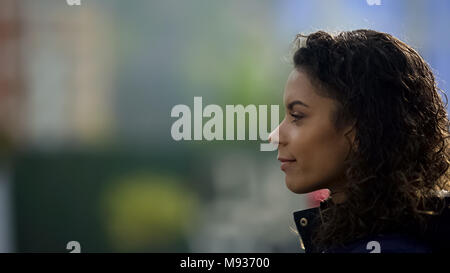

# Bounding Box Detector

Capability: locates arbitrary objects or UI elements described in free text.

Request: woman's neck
[329,190,346,204]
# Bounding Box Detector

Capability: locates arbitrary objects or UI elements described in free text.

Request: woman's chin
[285,176,314,194]
[285,177,307,194]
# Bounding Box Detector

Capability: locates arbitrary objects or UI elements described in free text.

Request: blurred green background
[0,0,448,252]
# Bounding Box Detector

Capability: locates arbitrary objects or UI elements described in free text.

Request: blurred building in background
[0,0,22,253]
[20,0,114,149]
[0,0,448,252]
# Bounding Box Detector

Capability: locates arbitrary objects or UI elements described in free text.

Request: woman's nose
[268,125,280,144]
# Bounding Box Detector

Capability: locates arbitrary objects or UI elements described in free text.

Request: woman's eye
[290,113,304,122]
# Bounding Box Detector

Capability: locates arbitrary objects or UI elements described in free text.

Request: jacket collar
[292,199,331,253]
[292,195,450,253]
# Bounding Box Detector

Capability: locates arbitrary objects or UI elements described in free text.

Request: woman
[269,29,450,253]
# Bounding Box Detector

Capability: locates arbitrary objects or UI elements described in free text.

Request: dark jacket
[292,195,450,253]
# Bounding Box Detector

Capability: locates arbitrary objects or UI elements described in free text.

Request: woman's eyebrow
[287,100,309,110]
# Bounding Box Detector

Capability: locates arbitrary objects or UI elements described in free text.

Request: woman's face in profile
[270,69,354,194]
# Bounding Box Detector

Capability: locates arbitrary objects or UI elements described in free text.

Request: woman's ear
[344,121,357,151]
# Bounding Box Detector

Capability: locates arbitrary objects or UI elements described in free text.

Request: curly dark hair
[291,29,450,252]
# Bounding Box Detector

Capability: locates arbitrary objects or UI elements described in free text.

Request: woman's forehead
[284,70,339,114]
[284,70,317,106]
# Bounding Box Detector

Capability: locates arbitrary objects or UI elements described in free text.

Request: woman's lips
[278,157,296,172]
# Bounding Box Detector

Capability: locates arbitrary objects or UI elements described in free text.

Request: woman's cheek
[291,132,310,159]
